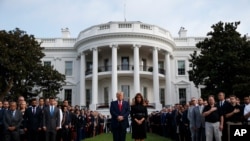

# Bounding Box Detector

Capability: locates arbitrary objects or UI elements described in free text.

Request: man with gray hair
[187,97,197,141]
[3,101,23,141]
[193,98,205,141]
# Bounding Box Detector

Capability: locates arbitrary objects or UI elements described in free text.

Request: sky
[0,0,249,38]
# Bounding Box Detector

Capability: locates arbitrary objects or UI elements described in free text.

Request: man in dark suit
[43,97,60,141]
[0,100,9,141]
[61,105,71,141]
[217,91,230,141]
[23,98,43,141]
[3,101,23,141]
[0,101,3,140]
[38,97,46,141]
[110,91,130,141]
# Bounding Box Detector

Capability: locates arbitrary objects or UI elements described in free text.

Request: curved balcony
[85,65,165,75]
[76,21,174,42]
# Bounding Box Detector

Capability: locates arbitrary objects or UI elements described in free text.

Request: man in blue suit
[110,91,130,141]
[42,97,60,141]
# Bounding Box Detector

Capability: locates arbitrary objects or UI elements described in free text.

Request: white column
[153,47,161,110]
[90,48,98,110]
[165,52,171,106]
[80,52,86,107]
[111,44,118,101]
[133,44,140,95]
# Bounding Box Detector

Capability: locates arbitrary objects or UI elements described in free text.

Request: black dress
[130,104,148,139]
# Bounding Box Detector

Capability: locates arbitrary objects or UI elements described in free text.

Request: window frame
[65,61,73,76]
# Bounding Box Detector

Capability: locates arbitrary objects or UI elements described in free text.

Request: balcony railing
[85,65,165,75]
[139,65,165,74]
[117,65,134,71]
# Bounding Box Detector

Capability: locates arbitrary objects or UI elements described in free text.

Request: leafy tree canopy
[188,21,250,99]
[0,28,65,101]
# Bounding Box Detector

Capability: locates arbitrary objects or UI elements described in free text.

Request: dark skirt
[132,121,147,139]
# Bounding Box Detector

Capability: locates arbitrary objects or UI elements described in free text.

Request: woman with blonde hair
[130,93,148,141]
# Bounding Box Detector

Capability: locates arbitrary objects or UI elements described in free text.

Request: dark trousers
[56,129,62,141]
[76,127,84,141]
[38,130,45,141]
[222,123,228,141]
[161,125,167,137]
[27,130,39,141]
[112,124,127,141]
[0,125,4,141]
[4,131,20,141]
[45,131,57,141]
[196,127,205,141]
[62,128,70,141]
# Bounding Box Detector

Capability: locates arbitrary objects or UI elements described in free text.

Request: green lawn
[84,133,173,141]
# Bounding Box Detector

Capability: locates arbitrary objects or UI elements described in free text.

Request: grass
[84,133,173,141]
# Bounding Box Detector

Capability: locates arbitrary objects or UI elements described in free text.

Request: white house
[37,21,205,113]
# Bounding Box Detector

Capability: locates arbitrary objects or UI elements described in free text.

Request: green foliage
[36,65,65,99]
[0,28,65,101]
[188,21,250,99]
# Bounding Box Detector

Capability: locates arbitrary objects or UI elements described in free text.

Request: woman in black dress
[130,93,148,141]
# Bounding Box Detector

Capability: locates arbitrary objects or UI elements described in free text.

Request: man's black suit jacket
[23,106,43,130]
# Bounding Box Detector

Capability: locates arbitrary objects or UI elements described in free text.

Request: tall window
[86,89,91,108]
[179,88,186,104]
[178,60,186,75]
[143,87,148,100]
[121,85,130,101]
[158,61,164,74]
[64,89,72,105]
[104,87,109,104]
[141,59,147,71]
[86,62,93,75]
[104,59,109,71]
[65,61,73,76]
[160,88,165,106]
[44,61,51,66]
[158,61,164,69]
[121,57,129,70]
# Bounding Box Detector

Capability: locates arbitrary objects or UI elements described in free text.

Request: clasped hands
[117,116,124,121]
[135,118,143,125]
[8,126,16,131]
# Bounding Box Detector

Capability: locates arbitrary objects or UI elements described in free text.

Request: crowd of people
[147,92,250,141]
[0,91,250,141]
[0,96,108,141]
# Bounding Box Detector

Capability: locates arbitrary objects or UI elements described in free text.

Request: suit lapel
[115,101,119,112]
[9,110,13,119]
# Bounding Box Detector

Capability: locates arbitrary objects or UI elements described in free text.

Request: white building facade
[38,21,205,113]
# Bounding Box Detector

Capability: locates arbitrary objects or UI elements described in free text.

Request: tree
[0,28,65,101]
[35,65,66,99]
[188,21,250,99]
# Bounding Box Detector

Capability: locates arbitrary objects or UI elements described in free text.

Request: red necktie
[118,101,122,111]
